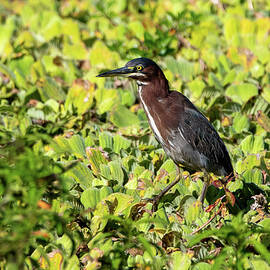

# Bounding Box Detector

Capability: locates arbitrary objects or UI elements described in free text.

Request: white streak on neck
[137,81,149,86]
[138,86,164,144]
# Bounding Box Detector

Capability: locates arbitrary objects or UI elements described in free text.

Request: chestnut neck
[138,69,169,99]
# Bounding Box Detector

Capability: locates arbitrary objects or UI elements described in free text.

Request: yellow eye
[136,65,143,71]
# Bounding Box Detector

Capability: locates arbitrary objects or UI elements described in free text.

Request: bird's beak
[96,66,134,77]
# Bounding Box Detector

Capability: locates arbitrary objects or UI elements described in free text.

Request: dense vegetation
[0,0,270,269]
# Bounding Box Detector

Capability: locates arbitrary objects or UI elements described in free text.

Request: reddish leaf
[212,180,223,188]
[37,200,51,209]
[225,190,235,206]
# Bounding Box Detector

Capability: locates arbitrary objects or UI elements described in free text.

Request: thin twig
[191,198,225,235]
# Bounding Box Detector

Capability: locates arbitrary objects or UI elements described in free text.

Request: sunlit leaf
[110,105,140,127]
[226,83,258,105]
[65,79,95,115]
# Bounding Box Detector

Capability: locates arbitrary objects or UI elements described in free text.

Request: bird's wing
[167,92,233,176]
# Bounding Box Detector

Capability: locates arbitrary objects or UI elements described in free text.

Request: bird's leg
[150,167,181,212]
[199,174,210,205]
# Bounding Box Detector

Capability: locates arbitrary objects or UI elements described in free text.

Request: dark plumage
[97,57,234,210]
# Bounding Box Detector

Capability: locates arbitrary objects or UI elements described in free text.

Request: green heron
[97,58,234,210]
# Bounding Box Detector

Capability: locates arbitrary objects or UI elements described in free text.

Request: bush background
[0,0,270,269]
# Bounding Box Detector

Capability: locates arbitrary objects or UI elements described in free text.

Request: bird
[97,57,234,211]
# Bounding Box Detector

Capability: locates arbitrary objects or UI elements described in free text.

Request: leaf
[56,234,73,257]
[110,105,140,127]
[108,160,124,185]
[86,148,108,175]
[171,251,191,270]
[261,87,270,103]
[89,40,120,67]
[9,55,35,88]
[225,190,235,206]
[52,135,86,159]
[40,13,62,41]
[232,113,250,133]
[65,162,94,190]
[188,78,205,98]
[65,255,80,270]
[226,83,258,105]
[249,240,270,265]
[224,16,240,47]
[113,134,131,154]
[184,198,202,225]
[63,38,88,60]
[166,56,198,81]
[0,63,16,82]
[0,16,16,55]
[256,110,270,132]
[68,135,86,159]
[38,77,66,102]
[193,262,212,270]
[65,79,95,115]
[39,249,63,270]
[95,88,120,114]
[240,135,264,154]
[81,187,112,209]
[128,21,145,40]
[99,132,113,150]
[101,193,134,215]
[235,155,261,174]
[242,169,263,185]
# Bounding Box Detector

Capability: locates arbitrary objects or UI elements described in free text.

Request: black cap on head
[125,57,158,69]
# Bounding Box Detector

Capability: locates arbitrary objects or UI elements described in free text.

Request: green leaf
[235,155,261,174]
[226,83,258,105]
[63,38,88,60]
[240,135,264,154]
[68,135,86,159]
[110,105,140,127]
[188,78,205,98]
[102,193,134,215]
[166,56,198,81]
[208,72,223,91]
[0,16,15,55]
[193,262,212,270]
[113,134,131,154]
[250,63,264,78]
[184,197,202,225]
[95,88,120,114]
[86,148,108,175]
[232,113,250,133]
[89,40,120,67]
[40,12,62,41]
[65,162,93,190]
[224,16,240,47]
[38,77,66,102]
[81,187,112,209]
[65,80,95,115]
[262,87,270,103]
[99,132,113,150]
[128,21,145,40]
[242,169,263,185]
[171,251,191,270]
[108,160,124,185]
[9,55,35,88]
[56,234,73,257]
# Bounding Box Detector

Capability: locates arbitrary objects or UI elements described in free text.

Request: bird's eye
[136,65,143,71]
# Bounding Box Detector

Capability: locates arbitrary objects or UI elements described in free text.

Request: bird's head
[97,57,163,85]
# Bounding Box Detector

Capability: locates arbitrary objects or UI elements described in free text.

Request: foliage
[0,0,270,269]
